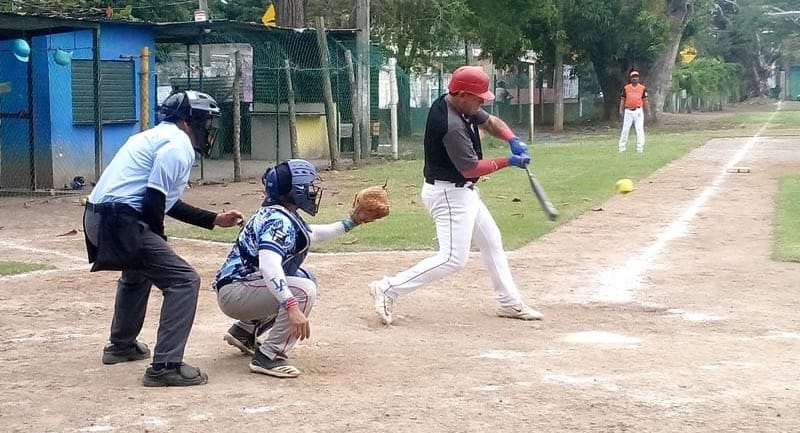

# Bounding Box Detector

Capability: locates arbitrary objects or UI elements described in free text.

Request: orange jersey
[621,83,647,109]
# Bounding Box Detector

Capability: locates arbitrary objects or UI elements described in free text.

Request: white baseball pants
[375,180,524,306]
[619,108,645,152]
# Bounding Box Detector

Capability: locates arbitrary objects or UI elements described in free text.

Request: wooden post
[345,50,362,162]
[554,48,564,132]
[284,59,299,158]
[140,46,149,131]
[528,62,535,142]
[315,16,339,169]
[356,0,371,160]
[388,57,398,160]
[232,50,242,182]
[93,27,103,179]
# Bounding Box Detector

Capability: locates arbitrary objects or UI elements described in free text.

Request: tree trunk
[592,55,625,121]
[647,0,693,124]
[274,0,305,28]
[553,48,564,132]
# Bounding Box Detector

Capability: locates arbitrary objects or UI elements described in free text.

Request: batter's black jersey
[423,94,490,184]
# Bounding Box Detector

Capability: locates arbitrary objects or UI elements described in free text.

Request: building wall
[0,38,33,189]
[46,25,156,188]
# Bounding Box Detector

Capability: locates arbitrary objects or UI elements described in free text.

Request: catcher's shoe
[369,281,394,325]
[102,341,150,365]
[496,303,543,321]
[249,350,300,378]
[142,362,208,387]
[224,324,260,356]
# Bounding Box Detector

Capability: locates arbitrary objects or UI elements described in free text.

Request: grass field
[773,175,800,262]
[169,106,800,254]
[0,261,52,276]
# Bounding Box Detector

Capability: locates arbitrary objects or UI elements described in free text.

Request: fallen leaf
[340,238,358,245]
[591,207,604,212]
[57,228,79,236]
[495,195,508,200]
[510,213,524,217]
[223,201,231,205]
[210,202,217,206]
[511,197,521,202]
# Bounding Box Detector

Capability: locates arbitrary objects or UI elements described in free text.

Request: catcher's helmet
[449,66,494,101]
[158,90,221,156]
[262,159,322,216]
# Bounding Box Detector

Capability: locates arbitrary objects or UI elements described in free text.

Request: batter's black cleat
[142,362,208,387]
[102,341,151,365]
[224,324,259,355]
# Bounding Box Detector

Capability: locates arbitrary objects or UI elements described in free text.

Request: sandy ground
[1,121,799,432]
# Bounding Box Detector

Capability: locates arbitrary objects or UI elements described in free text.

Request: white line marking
[473,350,532,359]
[0,265,88,282]
[593,104,782,303]
[241,406,276,414]
[0,239,85,262]
[563,331,641,346]
[664,308,726,322]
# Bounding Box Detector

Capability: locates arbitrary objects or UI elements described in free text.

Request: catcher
[212,159,388,378]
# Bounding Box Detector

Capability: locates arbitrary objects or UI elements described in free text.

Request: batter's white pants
[374,180,524,306]
[618,108,645,152]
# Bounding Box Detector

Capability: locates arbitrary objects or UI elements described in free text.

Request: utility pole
[198,0,208,12]
[356,0,371,158]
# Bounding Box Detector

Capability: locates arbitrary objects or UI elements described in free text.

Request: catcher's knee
[294,267,317,284]
[287,276,317,312]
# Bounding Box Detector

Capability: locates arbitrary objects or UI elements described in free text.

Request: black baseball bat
[524,165,558,221]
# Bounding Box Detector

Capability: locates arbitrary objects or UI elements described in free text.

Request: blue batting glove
[509,137,528,155]
[508,153,531,168]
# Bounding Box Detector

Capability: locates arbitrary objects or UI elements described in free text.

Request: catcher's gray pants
[84,208,201,364]
[216,275,316,361]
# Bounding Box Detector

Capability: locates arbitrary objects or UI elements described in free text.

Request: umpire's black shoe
[223,324,259,355]
[102,341,151,365]
[142,362,208,387]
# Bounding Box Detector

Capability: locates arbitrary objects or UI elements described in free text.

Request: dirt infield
[1,133,799,433]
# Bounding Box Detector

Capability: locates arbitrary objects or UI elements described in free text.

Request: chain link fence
[0,18,386,200]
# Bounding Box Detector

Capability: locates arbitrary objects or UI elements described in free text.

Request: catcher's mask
[157,90,221,157]
[263,159,322,216]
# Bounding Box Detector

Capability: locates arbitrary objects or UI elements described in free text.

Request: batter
[369,66,544,325]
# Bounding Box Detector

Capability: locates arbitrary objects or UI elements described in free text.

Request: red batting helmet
[449,66,495,101]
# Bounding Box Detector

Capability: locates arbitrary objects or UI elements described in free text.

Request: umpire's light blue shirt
[88,122,195,212]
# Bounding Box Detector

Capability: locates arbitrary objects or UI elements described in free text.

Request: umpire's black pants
[84,208,201,364]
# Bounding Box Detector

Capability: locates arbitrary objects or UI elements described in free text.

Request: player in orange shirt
[618,70,650,153]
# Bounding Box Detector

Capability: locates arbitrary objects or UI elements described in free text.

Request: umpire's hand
[215,210,246,227]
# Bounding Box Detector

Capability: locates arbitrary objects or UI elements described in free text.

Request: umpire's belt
[425,178,474,189]
[86,201,139,215]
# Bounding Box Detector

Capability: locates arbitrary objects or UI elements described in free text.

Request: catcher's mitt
[351,184,390,224]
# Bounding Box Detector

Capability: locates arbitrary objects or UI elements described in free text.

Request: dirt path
[1,127,799,432]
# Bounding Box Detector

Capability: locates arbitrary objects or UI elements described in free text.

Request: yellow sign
[262,4,276,27]
[680,46,697,64]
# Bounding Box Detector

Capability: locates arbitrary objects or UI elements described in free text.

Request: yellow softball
[616,178,634,194]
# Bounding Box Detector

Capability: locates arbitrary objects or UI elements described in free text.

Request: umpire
[83,90,243,387]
